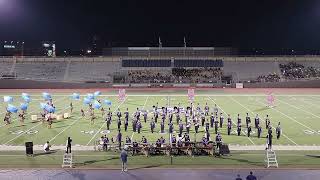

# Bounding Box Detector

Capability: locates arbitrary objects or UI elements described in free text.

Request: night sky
[0,0,320,52]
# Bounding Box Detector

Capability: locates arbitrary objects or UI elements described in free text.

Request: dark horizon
[0,0,320,54]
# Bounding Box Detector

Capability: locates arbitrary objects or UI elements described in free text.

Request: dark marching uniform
[254,116,260,129]
[246,113,251,128]
[276,124,281,139]
[137,120,142,134]
[214,119,219,134]
[168,122,174,134]
[210,114,214,128]
[219,115,224,128]
[227,121,232,135]
[124,117,128,132]
[106,115,111,130]
[150,120,155,133]
[257,125,262,138]
[160,121,165,133]
[117,118,122,130]
[179,122,184,136]
[237,123,241,136]
[247,125,252,137]
[194,121,200,133]
[143,111,147,123]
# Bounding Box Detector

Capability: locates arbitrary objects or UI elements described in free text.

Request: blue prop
[7,104,18,113]
[42,92,52,100]
[104,99,112,106]
[83,98,92,105]
[45,105,55,113]
[3,96,13,103]
[20,103,28,111]
[22,96,31,103]
[40,103,47,109]
[94,91,101,97]
[93,100,101,109]
[72,93,80,100]
[87,93,94,100]
[21,93,30,98]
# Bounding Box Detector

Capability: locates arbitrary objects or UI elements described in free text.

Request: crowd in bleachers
[257,73,280,82]
[172,68,223,83]
[127,70,172,83]
[280,62,320,79]
[127,68,223,83]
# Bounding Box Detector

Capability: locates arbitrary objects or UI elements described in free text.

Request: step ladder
[62,153,73,168]
[265,150,278,168]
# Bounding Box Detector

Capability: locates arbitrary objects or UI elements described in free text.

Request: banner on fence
[118,89,126,102]
[188,88,195,102]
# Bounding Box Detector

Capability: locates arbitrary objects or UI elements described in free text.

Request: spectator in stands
[246,171,257,180]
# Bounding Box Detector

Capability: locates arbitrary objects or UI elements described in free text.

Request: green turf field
[1,89,320,147]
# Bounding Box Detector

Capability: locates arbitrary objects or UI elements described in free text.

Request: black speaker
[219,144,230,155]
[25,142,33,155]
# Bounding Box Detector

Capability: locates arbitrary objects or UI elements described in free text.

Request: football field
[0,88,320,148]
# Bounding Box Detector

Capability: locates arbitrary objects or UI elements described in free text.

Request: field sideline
[0,88,320,149]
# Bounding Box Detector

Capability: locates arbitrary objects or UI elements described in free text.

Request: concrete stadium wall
[1,79,320,89]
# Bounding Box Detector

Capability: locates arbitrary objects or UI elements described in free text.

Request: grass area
[1,90,320,146]
[0,150,319,168]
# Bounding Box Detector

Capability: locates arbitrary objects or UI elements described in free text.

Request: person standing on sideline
[66,137,72,154]
[235,174,243,180]
[246,171,257,180]
[120,146,128,172]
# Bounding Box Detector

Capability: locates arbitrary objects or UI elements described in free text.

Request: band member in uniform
[176,112,180,125]
[194,120,200,133]
[227,121,232,135]
[106,114,111,130]
[132,119,137,132]
[143,111,148,123]
[70,102,73,113]
[186,121,191,134]
[117,108,122,120]
[214,118,219,134]
[237,114,241,125]
[179,121,184,136]
[171,135,177,146]
[117,130,122,150]
[204,103,209,116]
[154,111,159,123]
[276,122,281,139]
[213,104,218,115]
[124,114,129,132]
[210,113,214,128]
[150,118,155,133]
[168,122,174,134]
[201,114,206,127]
[101,107,105,117]
[246,113,251,128]
[137,120,142,134]
[247,124,252,137]
[237,122,241,136]
[265,115,270,129]
[117,117,122,130]
[125,136,131,144]
[19,111,25,123]
[205,119,210,132]
[160,120,165,133]
[257,125,262,138]
[81,109,85,117]
[254,114,260,129]
[215,133,222,155]
[219,113,224,128]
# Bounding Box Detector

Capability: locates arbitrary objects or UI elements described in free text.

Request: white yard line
[277,98,320,119]
[229,96,298,145]
[141,96,149,110]
[86,99,126,146]
[254,97,316,132]
[48,100,83,143]
[4,104,71,145]
[207,96,255,145]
